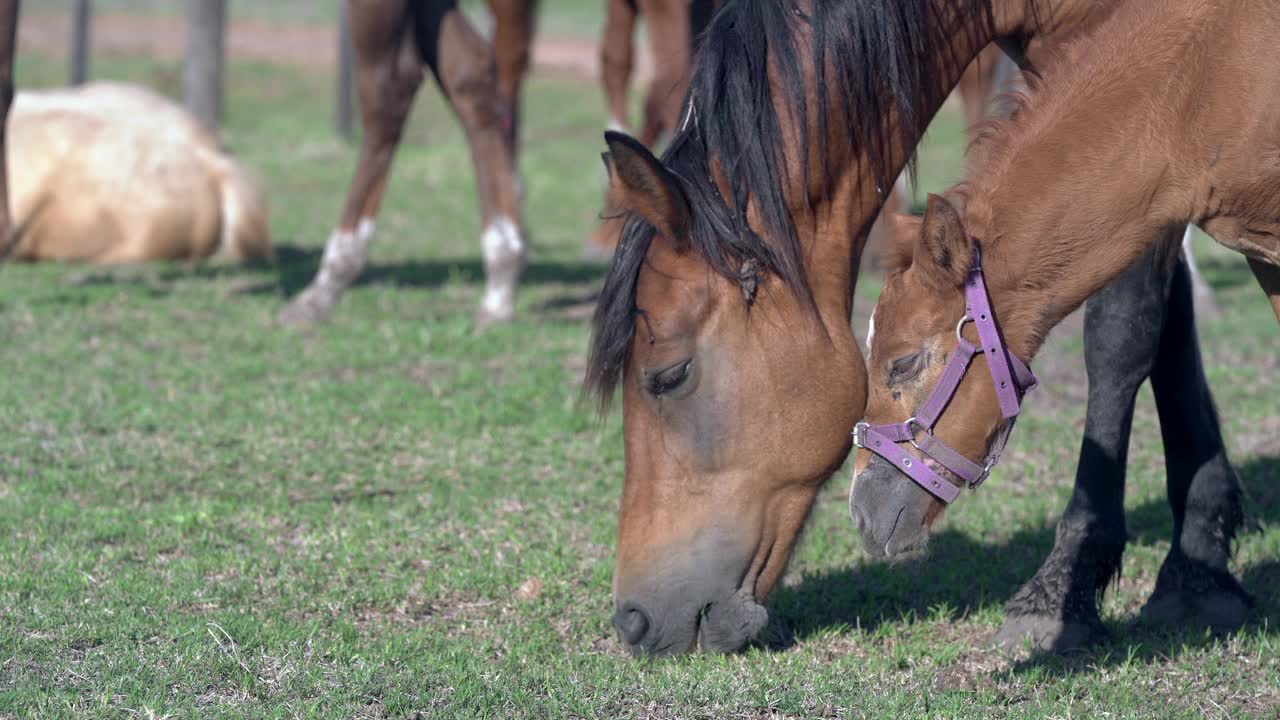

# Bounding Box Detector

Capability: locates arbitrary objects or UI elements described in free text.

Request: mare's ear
[915,194,971,287]
[602,131,691,252]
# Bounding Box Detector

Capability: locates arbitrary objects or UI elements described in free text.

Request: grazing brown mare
[279,0,527,327]
[600,0,718,147]
[584,0,1153,656]
[855,0,1280,640]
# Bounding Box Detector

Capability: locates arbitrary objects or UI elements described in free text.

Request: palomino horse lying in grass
[588,0,1237,657]
[7,82,271,264]
[280,0,526,328]
[855,0,1279,649]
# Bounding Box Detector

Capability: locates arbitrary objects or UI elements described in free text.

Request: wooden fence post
[183,0,226,132]
[70,0,90,85]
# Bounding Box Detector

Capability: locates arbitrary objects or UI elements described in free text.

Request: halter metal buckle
[852,421,869,449]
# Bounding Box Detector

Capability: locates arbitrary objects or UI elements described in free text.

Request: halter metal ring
[905,416,931,451]
[955,314,972,343]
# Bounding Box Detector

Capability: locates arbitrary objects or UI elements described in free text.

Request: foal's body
[280,0,525,327]
[857,0,1280,645]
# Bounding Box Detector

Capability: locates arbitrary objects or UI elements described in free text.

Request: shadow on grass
[42,243,610,306]
[268,244,608,296]
[774,455,1280,672]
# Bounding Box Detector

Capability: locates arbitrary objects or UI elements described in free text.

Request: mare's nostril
[612,605,651,646]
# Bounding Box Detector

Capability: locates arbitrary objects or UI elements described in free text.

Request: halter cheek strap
[852,248,1037,504]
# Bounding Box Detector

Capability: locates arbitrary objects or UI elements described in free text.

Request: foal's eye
[888,352,923,383]
[646,360,692,397]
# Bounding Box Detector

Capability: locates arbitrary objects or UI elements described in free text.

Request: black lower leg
[998,245,1172,651]
[1143,256,1251,629]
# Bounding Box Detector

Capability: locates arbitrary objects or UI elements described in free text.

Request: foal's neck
[962,1,1232,360]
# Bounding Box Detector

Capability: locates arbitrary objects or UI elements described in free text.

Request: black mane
[585,0,1005,405]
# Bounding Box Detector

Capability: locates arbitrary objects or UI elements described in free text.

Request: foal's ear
[915,194,971,287]
[602,131,691,252]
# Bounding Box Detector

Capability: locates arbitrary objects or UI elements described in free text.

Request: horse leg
[487,0,535,156]
[600,0,636,133]
[995,240,1176,653]
[1139,256,1250,629]
[428,3,526,325]
[1247,257,1280,323]
[0,0,17,259]
[279,0,424,327]
[636,0,691,147]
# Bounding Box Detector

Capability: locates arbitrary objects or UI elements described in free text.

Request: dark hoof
[279,285,338,328]
[993,614,1104,654]
[1140,587,1250,631]
[1141,551,1252,631]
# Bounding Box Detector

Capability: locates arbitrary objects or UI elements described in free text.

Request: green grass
[2,43,1278,719]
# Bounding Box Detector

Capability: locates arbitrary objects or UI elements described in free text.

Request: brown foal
[857,0,1280,584]
[280,0,526,328]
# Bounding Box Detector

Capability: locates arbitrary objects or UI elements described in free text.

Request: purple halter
[853,248,1037,504]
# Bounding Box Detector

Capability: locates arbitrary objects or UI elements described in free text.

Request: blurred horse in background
[6,82,271,264]
[589,0,720,252]
[280,0,527,328]
[600,0,719,148]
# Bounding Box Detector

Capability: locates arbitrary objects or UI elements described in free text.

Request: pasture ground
[2,5,1278,718]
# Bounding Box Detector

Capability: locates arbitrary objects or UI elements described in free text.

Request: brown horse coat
[8,82,271,264]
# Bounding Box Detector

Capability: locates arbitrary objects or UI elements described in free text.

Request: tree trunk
[0,0,18,259]
[183,0,225,132]
[70,0,90,85]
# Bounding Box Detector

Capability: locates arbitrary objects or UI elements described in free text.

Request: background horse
[600,0,718,148]
[588,0,718,253]
[279,0,525,328]
[6,82,271,264]
[588,0,1236,656]
[855,0,1280,648]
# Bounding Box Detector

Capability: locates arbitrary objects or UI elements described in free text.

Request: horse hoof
[1140,588,1250,631]
[279,286,337,328]
[993,614,1103,654]
[473,304,514,329]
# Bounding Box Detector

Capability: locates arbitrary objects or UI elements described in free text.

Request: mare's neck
[807,0,1100,325]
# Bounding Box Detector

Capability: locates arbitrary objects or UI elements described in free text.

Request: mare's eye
[888,352,923,383]
[646,360,692,397]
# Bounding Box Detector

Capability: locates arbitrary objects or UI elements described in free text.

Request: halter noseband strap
[853,247,1037,504]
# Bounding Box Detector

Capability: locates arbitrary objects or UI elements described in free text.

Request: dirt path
[18,12,652,83]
